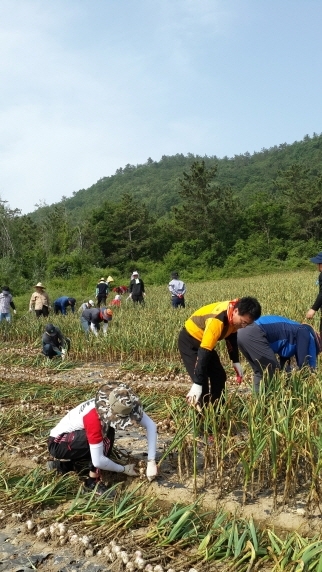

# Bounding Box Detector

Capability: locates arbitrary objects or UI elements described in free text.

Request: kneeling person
[42,323,70,359]
[47,383,158,495]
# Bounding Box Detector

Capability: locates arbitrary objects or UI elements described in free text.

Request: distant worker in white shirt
[168,271,186,308]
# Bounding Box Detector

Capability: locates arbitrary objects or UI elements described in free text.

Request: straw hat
[107,276,114,283]
[34,282,45,289]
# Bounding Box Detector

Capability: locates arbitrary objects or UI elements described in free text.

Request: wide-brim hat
[34,282,45,289]
[310,252,322,264]
[95,383,143,431]
[88,300,95,306]
[107,275,114,283]
[99,277,106,282]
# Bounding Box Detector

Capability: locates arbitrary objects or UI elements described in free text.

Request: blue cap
[310,252,322,264]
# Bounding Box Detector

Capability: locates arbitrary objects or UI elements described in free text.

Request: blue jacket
[54,296,76,315]
[255,315,320,368]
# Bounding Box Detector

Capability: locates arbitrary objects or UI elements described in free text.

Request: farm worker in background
[96,276,114,307]
[180,297,262,407]
[306,252,322,337]
[0,286,16,322]
[238,316,322,393]
[168,271,186,308]
[47,383,158,495]
[80,306,113,336]
[29,282,50,318]
[113,285,128,295]
[53,296,76,315]
[110,294,121,307]
[129,271,145,304]
[42,323,70,360]
[79,299,95,312]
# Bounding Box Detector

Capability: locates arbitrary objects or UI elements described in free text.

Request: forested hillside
[1,132,322,292]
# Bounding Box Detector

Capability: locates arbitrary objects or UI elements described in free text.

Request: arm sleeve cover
[140,412,157,460]
[89,442,125,472]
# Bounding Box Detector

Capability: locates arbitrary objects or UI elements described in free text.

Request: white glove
[146,460,158,482]
[123,464,139,477]
[13,310,17,315]
[186,383,203,405]
[90,323,98,336]
[233,362,244,383]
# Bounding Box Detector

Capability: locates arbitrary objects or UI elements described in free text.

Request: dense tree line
[1,133,322,290]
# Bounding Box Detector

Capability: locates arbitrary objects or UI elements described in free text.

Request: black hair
[2,286,10,291]
[235,297,261,320]
[171,271,179,279]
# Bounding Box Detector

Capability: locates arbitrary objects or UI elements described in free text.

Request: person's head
[68,298,75,306]
[95,383,143,432]
[99,277,106,282]
[45,323,56,336]
[310,252,322,272]
[2,286,10,292]
[171,271,179,279]
[132,271,139,278]
[34,282,45,291]
[114,294,121,301]
[88,299,95,307]
[100,307,113,321]
[106,275,114,284]
[231,297,262,328]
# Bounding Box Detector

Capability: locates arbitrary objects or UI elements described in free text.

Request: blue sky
[1,0,321,213]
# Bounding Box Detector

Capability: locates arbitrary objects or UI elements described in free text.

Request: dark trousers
[132,294,144,304]
[171,296,185,308]
[35,306,49,318]
[97,295,107,307]
[178,327,226,404]
[48,427,115,473]
[237,323,280,392]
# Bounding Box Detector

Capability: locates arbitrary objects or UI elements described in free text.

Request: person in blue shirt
[306,251,322,337]
[53,296,76,315]
[237,315,321,392]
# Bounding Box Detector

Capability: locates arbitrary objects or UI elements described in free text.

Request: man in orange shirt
[179,297,261,406]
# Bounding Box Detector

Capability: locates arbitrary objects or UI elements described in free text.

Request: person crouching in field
[47,383,158,495]
[42,323,70,360]
[180,297,262,407]
[80,306,113,336]
[53,296,76,315]
[237,315,322,393]
[79,300,95,312]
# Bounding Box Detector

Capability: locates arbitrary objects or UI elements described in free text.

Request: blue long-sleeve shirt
[255,315,320,368]
[54,296,76,315]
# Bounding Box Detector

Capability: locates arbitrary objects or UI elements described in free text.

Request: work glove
[13,310,16,315]
[146,460,158,482]
[186,383,203,406]
[123,464,139,477]
[233,362,244,384]
[61,349,67,361]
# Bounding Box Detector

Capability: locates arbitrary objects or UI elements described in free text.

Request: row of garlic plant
[161,368,322,510]
[2,466,322,570]
[0,270,320,365]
